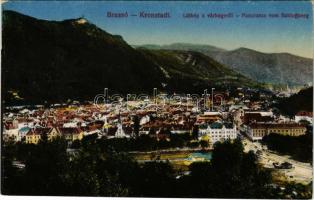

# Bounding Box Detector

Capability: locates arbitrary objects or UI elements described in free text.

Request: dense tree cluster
[92,133,206,152]
[2,137,311,198]
[275,87,313,117]
[262,130,313,163]
[175,140,274,198]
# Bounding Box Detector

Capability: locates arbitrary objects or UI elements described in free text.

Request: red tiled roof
[296,111,313,117]
[58,127,82,135]
[249,123,306,129]
[243,113,273,124]
[26,128,51,136]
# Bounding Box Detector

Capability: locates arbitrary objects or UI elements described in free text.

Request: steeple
[102,115,109,135]
[115,111,127,138]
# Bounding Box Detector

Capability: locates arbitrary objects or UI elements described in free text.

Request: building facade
[9,125,85,144]
[198,122,237,144]
[295,111,313,124]
[245,123,307,141]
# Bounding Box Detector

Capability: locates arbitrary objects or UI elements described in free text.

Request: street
[243,138,312,184]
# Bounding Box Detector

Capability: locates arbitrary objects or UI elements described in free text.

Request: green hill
[140,49,260,92]
[2,10,166,104]
[2,10,261,105]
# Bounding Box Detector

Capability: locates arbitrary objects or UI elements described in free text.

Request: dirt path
[243,138,312,184]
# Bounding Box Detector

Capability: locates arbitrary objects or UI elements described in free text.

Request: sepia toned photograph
[1,1,313,199]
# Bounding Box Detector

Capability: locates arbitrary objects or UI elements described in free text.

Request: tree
[186,139,272,198]
[192,125,199,139]
[200,140,209,149]
[40,132,48,143]
[132,115,140,137]
[71,139,81,149]
[2,140,19,194]
[1,134,294,198]
[20,137,69,195]
[169,134,185,148]
[262,133,313,162]
[138,161,175,197]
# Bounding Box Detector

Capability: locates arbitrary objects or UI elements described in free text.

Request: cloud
[1,0,8,5]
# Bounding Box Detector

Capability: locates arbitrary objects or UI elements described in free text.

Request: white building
[63,122,78,128]
[3,128,19,142]
[114,123,130,138]
[295,115,312,124]
[228,104,249,112]
[295,111,313,124]
[244,123,307,141]
[140,115,150,125]
[198,122,237,144]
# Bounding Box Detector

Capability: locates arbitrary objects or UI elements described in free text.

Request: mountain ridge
[2,10,166,103]
[2,10,261,105]
[136,43,313,86]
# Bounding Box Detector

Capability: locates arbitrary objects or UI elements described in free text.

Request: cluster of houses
[3,88,312,146]
[3,122,85,144]
[236,110,310,141]
[196,112,237,144]
[3,103,198,144]
[25,127,84,144]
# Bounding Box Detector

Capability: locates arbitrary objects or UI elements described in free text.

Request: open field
[131,151,191,161]
[130,149,212,171]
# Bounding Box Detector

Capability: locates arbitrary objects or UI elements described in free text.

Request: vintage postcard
[1,0,313,199]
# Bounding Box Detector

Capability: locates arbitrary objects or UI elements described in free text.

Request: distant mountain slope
[137,43,313,86]
[2,10,260,104]
[135,43,226,57]
[139,49,259,92]
[213,48,313,86]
